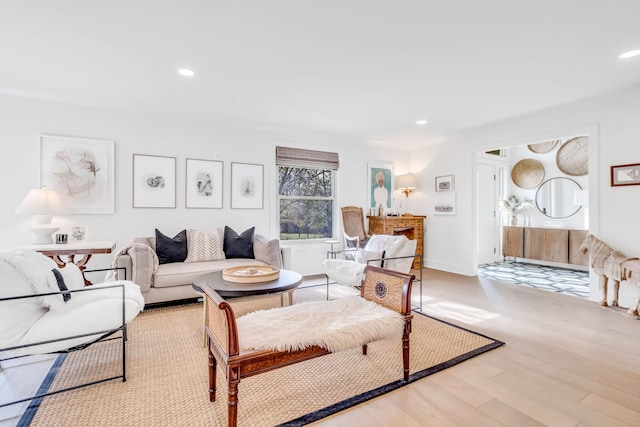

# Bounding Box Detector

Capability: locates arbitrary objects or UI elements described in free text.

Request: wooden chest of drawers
[368,215,426,269]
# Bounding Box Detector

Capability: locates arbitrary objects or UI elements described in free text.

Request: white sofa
[113,232,282,305]
[0,248,144,358]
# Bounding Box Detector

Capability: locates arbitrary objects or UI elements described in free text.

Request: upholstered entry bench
[201,265,414,427]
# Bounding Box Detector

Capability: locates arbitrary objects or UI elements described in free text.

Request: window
[276,147,339,241]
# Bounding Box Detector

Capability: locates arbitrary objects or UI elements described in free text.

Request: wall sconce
[396,174,417,215]
[15,188,64,244]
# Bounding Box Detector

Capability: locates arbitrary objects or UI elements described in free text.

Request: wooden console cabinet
[502,226,588,266]
[368,215,426,269]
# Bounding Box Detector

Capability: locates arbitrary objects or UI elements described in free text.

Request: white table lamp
[15,188,64,244]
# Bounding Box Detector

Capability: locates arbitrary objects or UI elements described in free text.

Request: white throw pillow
[59,263,85,290]
[185,228,225,262]
[355,249,384,267]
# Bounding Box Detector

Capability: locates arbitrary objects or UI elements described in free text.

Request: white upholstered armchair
[322,235,422,307]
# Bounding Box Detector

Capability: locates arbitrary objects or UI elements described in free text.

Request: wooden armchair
[341,206,370,248]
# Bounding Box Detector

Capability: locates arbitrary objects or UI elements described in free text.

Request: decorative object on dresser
[14,188,65,244]
[579,234,640,318]
[499,195,532,226]
[396,173,417,215]
[132,154,177,208]
[511,159,545,189]
[368,214,425,269]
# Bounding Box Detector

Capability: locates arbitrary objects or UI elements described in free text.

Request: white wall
[0,94,411,275]
[415,84,640,307]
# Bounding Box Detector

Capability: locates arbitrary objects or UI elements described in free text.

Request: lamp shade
[397,174,417,190]
[15,188,64,216]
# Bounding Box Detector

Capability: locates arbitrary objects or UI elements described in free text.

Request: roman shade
[276,146,339,170]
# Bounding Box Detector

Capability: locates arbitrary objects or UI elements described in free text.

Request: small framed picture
[185,158,223,208]
[435,175,455,192]
[132,154,177,208]
[231,162,264,209]
[434,193,456,215]
[611,163,640,187]
[69,224,88,242]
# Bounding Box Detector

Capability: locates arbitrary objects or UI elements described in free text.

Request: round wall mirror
[535,177,582,219]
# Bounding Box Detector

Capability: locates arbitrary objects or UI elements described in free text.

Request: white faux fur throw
[236,296,404,353]
[0,248,57,303]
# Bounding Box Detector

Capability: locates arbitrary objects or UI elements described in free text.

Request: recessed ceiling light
[416,120,428,125]
[619,49,640,59]
[178,68,195,77]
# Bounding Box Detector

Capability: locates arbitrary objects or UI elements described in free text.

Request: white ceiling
[1,1,640,149]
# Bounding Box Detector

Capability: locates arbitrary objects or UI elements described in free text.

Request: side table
[26,240,116,285]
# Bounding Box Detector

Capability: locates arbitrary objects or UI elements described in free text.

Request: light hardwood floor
[2,269,639,426]
[313,268,640,426]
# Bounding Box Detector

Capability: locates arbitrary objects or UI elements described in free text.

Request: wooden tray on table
[222,265,280,283]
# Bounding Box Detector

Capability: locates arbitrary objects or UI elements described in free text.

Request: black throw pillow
[155,229,188,264]
[223,226,255,259]
[51,268,71,302]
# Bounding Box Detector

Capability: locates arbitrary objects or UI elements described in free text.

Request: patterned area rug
[24,285,503,426]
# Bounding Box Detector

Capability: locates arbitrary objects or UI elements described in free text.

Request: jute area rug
[28,285,504,426]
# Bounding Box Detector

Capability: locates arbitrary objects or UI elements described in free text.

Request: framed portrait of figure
[185,158,223,208]
[367,162,394,212]
[132,154,176,208]
[231,162,263,209]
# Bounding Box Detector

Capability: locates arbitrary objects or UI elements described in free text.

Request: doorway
[476,157,507,264]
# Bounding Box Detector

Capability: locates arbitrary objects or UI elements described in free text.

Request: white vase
[509,215,517,226]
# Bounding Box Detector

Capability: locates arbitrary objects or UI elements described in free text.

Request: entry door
[477,163,502,264]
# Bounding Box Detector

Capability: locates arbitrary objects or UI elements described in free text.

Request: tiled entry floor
[478,261,590,299]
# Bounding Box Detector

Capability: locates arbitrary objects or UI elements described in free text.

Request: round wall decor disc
[511,159,545,189]
[528,139,560,154]
[556,136,588,176]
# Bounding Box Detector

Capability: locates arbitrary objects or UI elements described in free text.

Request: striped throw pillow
[185,228,226,262]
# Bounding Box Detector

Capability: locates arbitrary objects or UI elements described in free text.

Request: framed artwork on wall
[231,162,264,209]
[610,163,640,187]
[40,134,115,214]
[185,158,223,208]
[435,175,455,192]
[367,162,394,212]
[132,154,176,208]
[434,193,456,215]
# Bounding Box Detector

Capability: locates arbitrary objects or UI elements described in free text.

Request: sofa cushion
[155,229,188,264]
[253,234,281,267]
[59,263,85,290]
[224,226,255,259]
[185,228,225,263]
[153,258,267,288]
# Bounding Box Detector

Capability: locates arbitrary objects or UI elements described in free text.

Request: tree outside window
[278,167,334,240]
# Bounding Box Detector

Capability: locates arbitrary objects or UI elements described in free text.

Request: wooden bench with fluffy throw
[202,265,415,427]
